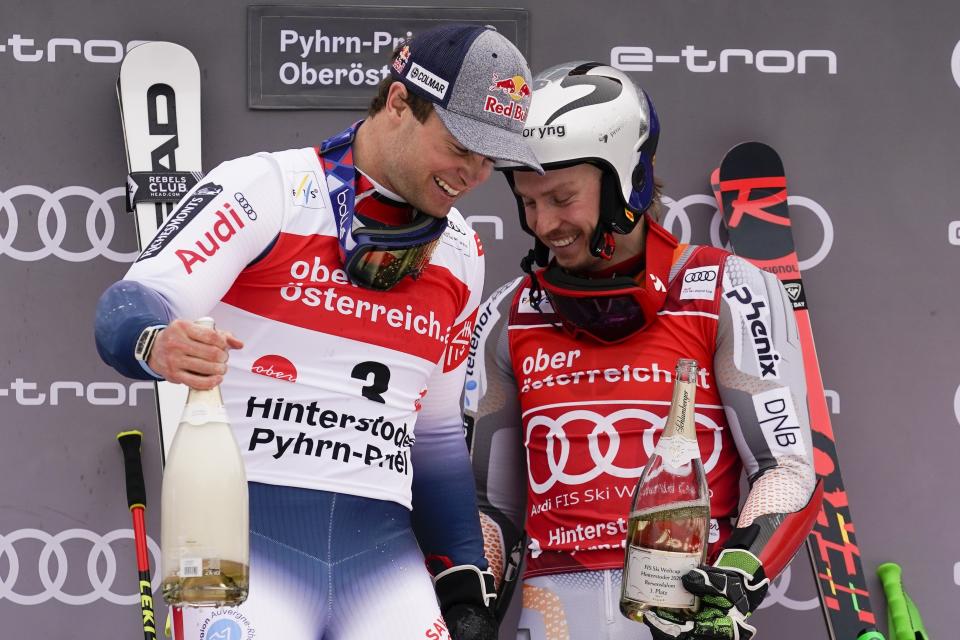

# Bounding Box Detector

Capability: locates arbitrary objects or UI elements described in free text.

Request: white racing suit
[96,125,488,639]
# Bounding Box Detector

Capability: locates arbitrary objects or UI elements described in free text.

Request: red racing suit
[466,243,817,600]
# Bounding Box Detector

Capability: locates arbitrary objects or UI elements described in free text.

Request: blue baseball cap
[390,23,542,173]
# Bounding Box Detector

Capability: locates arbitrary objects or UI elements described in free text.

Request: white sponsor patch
[709,518,720,544]
[517,288,554,314]
[752,387,805,457]
[291,171,324,209]
[680,265,719,300]
[406,62,448,100]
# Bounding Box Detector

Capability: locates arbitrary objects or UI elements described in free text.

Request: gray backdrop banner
[248,5,529,108]
[0,1,957,638]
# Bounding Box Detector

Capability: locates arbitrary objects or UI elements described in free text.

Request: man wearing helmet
[466,61,822,640]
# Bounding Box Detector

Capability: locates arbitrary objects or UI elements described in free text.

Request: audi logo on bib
[524,402,727,495]
[0,186,137,262]
[683,270,717,283]
[0,528,161,605]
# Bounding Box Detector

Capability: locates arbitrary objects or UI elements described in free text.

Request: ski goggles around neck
[343,214,448,291]
[532,215,678,344]
[319,122,448,291]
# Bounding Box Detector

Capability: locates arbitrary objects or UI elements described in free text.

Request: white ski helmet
[503,61,660,261]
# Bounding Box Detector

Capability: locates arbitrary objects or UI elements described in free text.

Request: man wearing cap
[95,24,539,640]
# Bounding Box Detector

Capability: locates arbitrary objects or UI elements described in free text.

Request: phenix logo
[175,202,249,274]
[489,73,531,101]
[724,285,780,379]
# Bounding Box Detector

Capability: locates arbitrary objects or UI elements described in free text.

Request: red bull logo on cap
[489,73,531,101]
[393,45,411,73]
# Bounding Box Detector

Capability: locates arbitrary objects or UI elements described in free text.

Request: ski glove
[643,549,770,640]
[433,565,499,640]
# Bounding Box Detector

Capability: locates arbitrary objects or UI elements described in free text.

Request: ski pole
[877,562,929,640]
[117,430,158,640]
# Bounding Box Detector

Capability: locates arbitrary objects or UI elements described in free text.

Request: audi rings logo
[952,40,960,89]
[953,383,960,428]
[683,270,717,283]
[0,185,139,262]
[757,565,819,612]
[659,192,834,271]
[525,406,724,495]
[0,528,160,605]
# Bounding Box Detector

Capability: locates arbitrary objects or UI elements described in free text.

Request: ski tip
[119,41,200,82]
[717,141,787,186]
[725,140,778,156]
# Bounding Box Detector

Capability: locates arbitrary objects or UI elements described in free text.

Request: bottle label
[181,405,229,426]
[624,546,700,608]
[654,435,700,469]
[180,557,203,578]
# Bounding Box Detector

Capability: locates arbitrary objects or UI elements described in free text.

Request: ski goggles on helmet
[343,214,447,291]
[532,215,678,343]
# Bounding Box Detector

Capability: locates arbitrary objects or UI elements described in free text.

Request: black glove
[433,565,499,640]
[643,549,769,640]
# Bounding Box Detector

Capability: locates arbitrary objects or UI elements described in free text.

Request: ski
[118,41,202,462]
[711,142,876,639]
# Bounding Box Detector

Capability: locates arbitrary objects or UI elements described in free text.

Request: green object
[877,562,929,640]
[857,630,885,640]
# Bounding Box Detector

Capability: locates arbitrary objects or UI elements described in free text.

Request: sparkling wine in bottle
[620,358,709,621]
[160,317,249,607]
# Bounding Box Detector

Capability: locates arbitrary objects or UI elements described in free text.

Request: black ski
[712,142,877,639]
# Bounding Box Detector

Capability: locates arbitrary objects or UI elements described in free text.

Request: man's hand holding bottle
[147,319,243,388]
[643,549,770,640]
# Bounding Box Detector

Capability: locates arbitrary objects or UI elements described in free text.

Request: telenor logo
[251,355,298,383]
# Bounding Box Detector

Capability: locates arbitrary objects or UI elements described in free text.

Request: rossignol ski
[117,41,202,462]
[711,142,877,639]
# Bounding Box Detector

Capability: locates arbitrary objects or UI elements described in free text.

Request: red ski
[712,142,876,639]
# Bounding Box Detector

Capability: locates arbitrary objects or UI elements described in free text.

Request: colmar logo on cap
[406,62,448,100]
[251,355,298,383]
[489,73,531,101]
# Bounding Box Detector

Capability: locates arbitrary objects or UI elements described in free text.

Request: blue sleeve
[94,280,175,380]
[410,425,489,572]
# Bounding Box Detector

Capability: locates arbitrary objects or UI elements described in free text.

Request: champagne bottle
[620,358,709,621]
[160,317,249,607]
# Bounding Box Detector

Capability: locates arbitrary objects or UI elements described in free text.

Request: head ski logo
[724,284,780,379]
[147,84,179,171]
